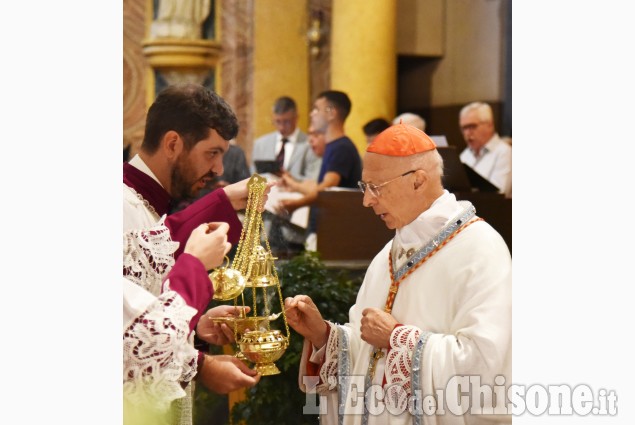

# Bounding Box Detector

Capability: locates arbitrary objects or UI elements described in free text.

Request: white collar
[471,133,501,157]
[279,127,300,144]
[483,133,503,150]
[393,190,465,253]
[128,154,165,188]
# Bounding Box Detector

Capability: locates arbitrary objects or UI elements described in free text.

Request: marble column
[219,0,255,161]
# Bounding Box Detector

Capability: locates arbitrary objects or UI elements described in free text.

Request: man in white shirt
[458,102,511,197]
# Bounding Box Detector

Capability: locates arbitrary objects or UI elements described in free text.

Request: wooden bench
[314,189,511,265]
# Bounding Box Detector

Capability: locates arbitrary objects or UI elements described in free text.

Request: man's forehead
[201,130,229,150]
[274,110,295,118]
[362,153,399,178]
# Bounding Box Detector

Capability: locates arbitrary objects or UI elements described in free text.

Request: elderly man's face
[310,97,331,134]
[460,110,494,153]
[360,153,421,230]
[308,126,326,157]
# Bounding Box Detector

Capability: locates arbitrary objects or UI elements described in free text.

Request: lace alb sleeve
[385,325,422,412]
[123,216,179,296]
[318,323,340,392]
[123,280,198,412]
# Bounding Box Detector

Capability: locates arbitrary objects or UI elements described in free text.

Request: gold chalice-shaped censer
[208,174,290,376]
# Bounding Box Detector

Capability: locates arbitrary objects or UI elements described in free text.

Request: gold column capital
[141,38,221,85]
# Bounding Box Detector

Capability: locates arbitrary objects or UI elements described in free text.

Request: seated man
[267,123,327,253]
[362,117,391,144]
[392,112,426,131]
[275,124,326,212]
[251,96,321,181]
[276,90,362,251]
[458,101,512,197]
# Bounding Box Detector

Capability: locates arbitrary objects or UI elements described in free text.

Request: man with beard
[123,83,259,254]
[123,83,270,424]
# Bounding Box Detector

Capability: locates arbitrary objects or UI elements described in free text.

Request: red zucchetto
[367,122,437,156]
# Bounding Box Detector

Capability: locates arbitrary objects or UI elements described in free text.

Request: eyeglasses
[460,122,481,132]
[357,170,417,198]
[311,105,333,113]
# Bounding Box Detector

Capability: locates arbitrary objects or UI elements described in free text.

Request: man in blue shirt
[311,90,362,189]
[277,90,362,249]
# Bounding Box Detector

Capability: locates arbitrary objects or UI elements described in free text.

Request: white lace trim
[318,322,339,391]
[123,281,198,412]
[123,216,178,296]
[385,325,421,412]
[126,184,161,221]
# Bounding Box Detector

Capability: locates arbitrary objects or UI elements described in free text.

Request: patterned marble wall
[123,0,149,159]
[219,0,255,159]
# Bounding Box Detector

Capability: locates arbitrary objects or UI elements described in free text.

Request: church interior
[123,1,512,422]
[124,0,511,257]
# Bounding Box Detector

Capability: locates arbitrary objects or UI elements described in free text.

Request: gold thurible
[208,174,290,375]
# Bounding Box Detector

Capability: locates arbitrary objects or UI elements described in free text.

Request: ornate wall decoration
[123,0,148,157]
[219,0,255,157]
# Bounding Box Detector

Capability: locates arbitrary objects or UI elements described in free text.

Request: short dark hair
[318,90,352,121]
[142,83,239,153]
[273,96,297,114]
[363,118,391,136]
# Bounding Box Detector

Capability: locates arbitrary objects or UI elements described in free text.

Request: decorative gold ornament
[239,330,288,376]
[209,256,246,301]
[306,10,325,58]
[208,174,290,375]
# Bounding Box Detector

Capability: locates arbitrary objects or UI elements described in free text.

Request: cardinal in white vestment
[285,123,511,425]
